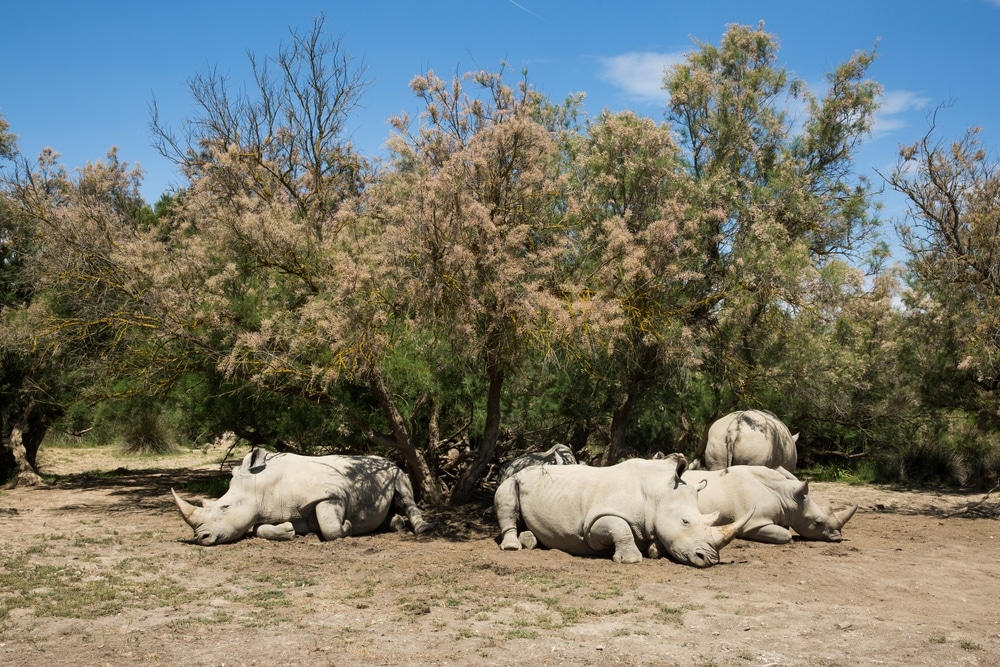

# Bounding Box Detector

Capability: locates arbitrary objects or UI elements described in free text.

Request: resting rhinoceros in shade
[493,453,752,567]
[682,465,858,543]
[693,409,799,472]
[172,448,433,545]
[496,443,578,485]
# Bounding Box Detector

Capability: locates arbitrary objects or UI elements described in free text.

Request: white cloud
[872,89,933,139]
[597,52,687,105]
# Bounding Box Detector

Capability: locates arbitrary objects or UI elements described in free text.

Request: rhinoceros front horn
[711,504,756,549]
[171,488,202,528]
[831,504,858,530]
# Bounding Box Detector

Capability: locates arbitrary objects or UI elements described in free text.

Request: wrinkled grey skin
[683,466,857,543]
[494,453,752,567]
[172,448,432,545]
[693,410,799,472]
[496,443,578,486]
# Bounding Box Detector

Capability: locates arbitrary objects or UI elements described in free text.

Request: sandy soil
[0,445,998,667]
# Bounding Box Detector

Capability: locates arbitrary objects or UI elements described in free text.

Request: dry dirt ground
[1,445,999,667]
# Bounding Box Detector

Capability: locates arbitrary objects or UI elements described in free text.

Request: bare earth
[1,446,999,667]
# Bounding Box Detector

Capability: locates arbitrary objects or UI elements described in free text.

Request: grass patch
[0,552,196,619]
[655,604,686,625]
[505,627,539,640]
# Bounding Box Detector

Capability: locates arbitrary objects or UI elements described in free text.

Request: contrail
[507,0,542,19]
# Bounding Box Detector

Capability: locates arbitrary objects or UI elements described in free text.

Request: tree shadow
[40,466,226,514]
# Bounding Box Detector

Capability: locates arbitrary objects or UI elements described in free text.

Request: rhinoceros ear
[248,447,268,470]
[673,454,688,476]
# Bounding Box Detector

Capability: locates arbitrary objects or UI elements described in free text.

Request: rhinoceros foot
[412,519,435,535]
[253,522,296,541]
[612,544,643,564]
[390,515,407,532]
[518,531,538,550]
[499,529,522,551]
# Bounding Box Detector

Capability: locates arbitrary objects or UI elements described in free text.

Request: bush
[873,413,1000,488]
[90,397,178,455]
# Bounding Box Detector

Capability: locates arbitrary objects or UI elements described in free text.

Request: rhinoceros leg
[314,499,352,541]
[253,522,296,541]
[392,472,434,534]
[742,523,793,544]
[494,478,524,551]
[587,515,643,564]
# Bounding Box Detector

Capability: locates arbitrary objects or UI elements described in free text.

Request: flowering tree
[661,22,884,426]
[889,119,1000,424]
[381,67,575,502]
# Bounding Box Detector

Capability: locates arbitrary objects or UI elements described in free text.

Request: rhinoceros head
[652,456,755,568]
[789,481,858,542]
[172,488,252,545]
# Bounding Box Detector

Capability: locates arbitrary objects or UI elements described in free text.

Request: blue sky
[2,0,998,228]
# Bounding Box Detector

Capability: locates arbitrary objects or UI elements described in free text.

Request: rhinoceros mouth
[675,548,719,568]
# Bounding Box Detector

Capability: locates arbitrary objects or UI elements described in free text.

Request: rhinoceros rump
[496,443,578,485]
[494,453,752,567]
[172,448,432,545]
[683,465,857,543]
[695,410,799,471]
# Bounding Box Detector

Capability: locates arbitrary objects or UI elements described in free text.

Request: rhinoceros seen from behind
[682,465,857,543]
[172,448,432,545]
[494,453,753,567]
[496,443,578,485]
[693,409,799,472]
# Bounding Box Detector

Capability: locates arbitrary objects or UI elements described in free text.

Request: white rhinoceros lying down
[497,443,578,485]
[493,454,753,567]
[682,465,857,543]
[172,448,433,545]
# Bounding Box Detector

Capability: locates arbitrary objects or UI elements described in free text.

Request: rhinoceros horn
[830,504,858,530]
[710,504,756,549]
[171,488,203,528]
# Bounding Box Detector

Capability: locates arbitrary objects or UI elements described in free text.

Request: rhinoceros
[682,465,857,543]
[493,453,752,567]
[172,448,433,545]
[497,443,578,485]
[693,409,799,471]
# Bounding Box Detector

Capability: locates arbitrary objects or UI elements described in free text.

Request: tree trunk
[601,391,635,466]
[4,399,44,487]
[451,361,504,504]
[601,345,658,466]
[365,370,443,504]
